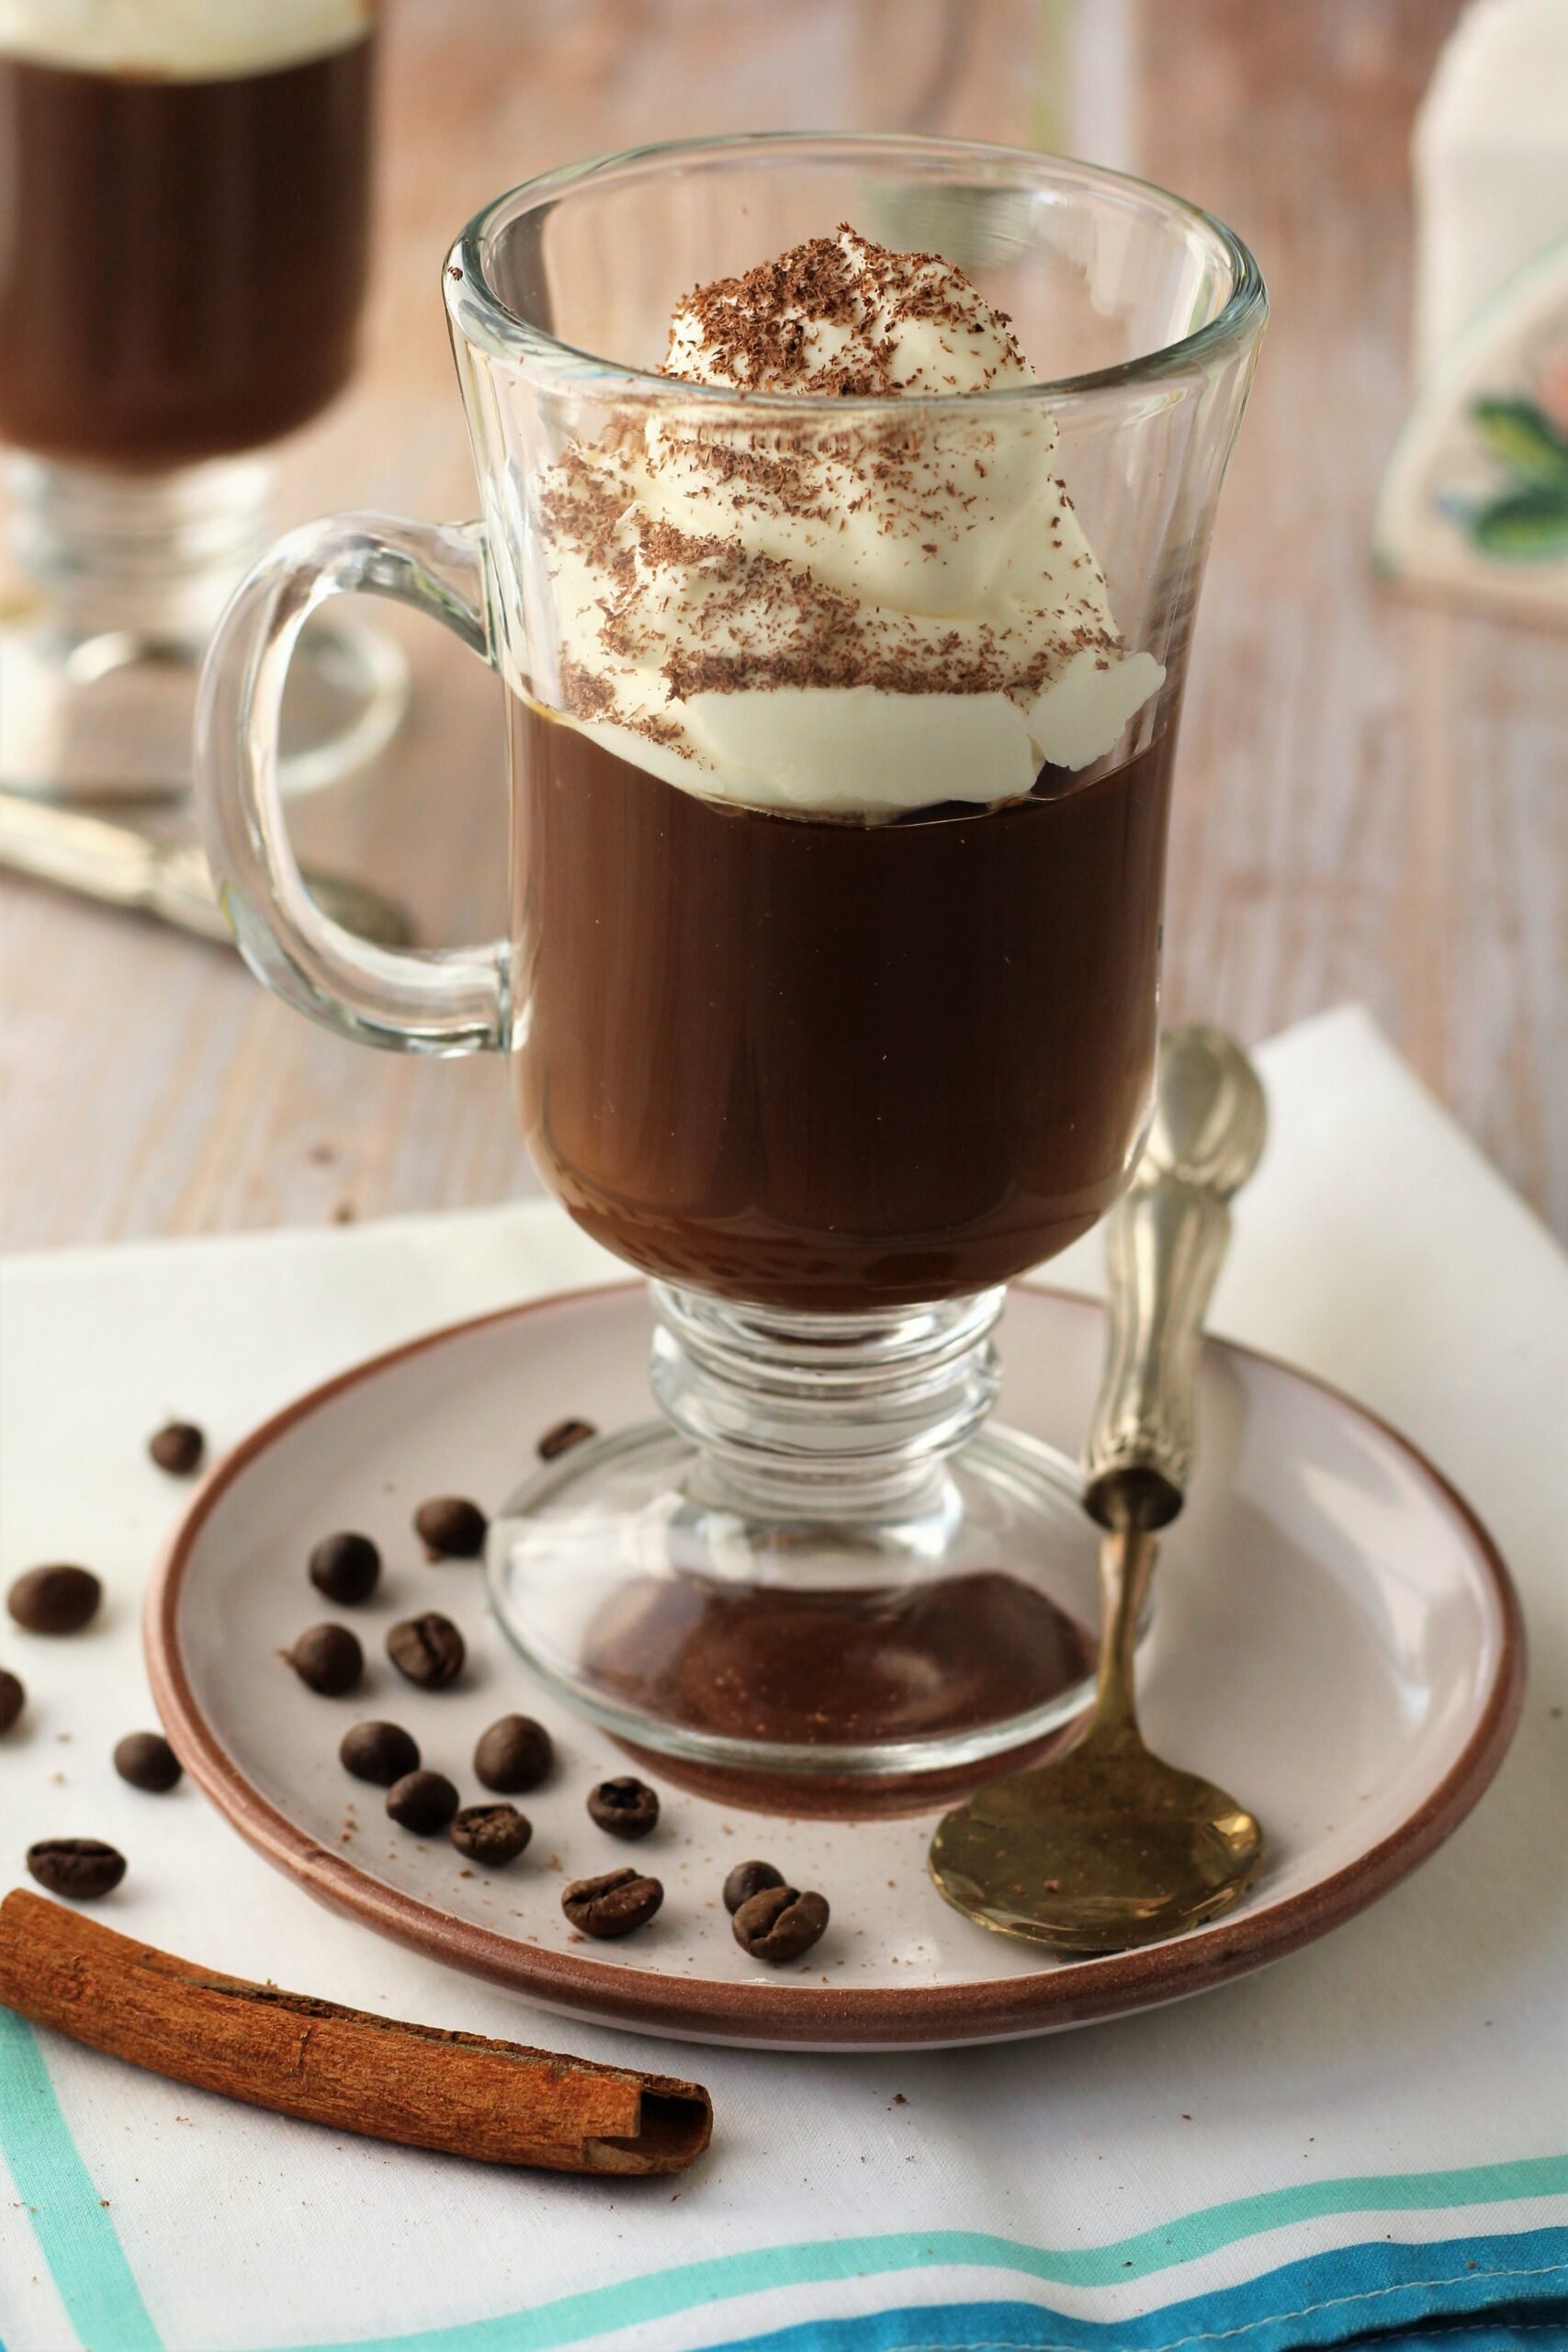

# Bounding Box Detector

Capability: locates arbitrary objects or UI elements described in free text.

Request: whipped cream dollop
[528,224,1164,817]
[0,0,371,77]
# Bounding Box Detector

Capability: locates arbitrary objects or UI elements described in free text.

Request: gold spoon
[928,1025,1269,1952]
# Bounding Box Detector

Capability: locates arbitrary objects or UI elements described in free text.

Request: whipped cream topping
[526,225,1165,817]
[0,0,371,77]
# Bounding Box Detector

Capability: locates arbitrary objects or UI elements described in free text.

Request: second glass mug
[198,134,1265,1790]
[0,0,406,800]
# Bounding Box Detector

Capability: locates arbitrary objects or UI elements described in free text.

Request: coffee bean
[561,1867,663,1939]
[148,1420,204,1476]
[587,1776,659,1840]
[413,1496,487,1560]
[339,1720,419,1786]
[0,1669,23,1734]
[450,1803,532,1866]
[386,1770,459,1834]
[113,1731,181,1792]
[28,1838,126,1902]
[473,1713,553,1794]
[309,1532,381,1606]
[723,1858,785,1915]
[7,1565,102,1635]
[386,1613,464,1689]
[285,1623,363,1697]
[537,1417,597,1462]
[731,1884,829,1962]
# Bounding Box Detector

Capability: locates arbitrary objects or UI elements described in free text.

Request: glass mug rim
[443,130,1267,410]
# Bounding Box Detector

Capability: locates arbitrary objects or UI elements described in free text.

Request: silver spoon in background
[929,1025,1269,1951]
[0,787,415,949]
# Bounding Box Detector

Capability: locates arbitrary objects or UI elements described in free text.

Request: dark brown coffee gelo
[510,697,1174,1312]
[0,37,373,469]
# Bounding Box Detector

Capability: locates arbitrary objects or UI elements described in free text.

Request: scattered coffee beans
[386,1770,459,1834]
[450,1803,532,1866]
[537,1418,597,1463]
[113,1731,181,1792]
[562,1867,663,1938]
[148,1420,205,1476]
[731,1883,829,1963]
[28,1838,126,1902]
[473,1713,553,1794]
[413,1496,487,1560]
[0,1668,23,1734]
[386,1613,464,1689]
[339,1720,419,1786]
[309,1532,381,1606]
[285,1623,363,1696]
[723,1859,785,1915]
[587,1776,659,1840]
[7,1564,102,1635]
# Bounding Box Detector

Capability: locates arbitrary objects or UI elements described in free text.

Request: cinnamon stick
[0,1890,711,2176]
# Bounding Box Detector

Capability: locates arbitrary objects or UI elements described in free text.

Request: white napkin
[2,1005,1564,2352]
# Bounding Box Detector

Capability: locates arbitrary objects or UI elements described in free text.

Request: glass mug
[198,135,1265,1790]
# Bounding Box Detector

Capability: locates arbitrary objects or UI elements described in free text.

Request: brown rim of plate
[144,1283,1528,2050]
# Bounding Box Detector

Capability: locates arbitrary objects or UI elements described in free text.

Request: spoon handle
[1082,1026,1267,1530]
[1092,1521,1160,1741]
[0,789,415,950]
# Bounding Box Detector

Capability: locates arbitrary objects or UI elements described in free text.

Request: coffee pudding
[513,703,1170,1310]
[0,1,375,468]
[509,226,1172,1310]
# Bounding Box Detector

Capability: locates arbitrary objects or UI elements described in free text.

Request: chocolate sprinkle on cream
[660,224,1030,397]
[522,224,1165,816]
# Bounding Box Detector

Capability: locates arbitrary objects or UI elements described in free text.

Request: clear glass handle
[196,513,508,1053]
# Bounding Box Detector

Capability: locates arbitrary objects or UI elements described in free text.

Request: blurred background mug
[0,0,405,798]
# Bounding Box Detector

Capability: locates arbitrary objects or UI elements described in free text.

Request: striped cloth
[2,1007,1564,2352]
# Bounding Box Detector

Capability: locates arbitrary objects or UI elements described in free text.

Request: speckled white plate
[146,1283,1523,2051]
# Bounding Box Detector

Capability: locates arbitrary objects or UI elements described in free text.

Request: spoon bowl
[928,1753,1264,1951]
[929,1534,1264,1951]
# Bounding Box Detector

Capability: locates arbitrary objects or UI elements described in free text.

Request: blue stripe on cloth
[694,2228,1568,2352]
[0,2009,164,2352]
[266,2180,1568,2352]
[1371,2325,1568,2348]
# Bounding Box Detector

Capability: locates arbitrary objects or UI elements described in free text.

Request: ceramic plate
[146,1285,1523,2051]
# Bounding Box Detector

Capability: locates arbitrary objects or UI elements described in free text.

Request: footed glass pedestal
[489,1283,1104,1788]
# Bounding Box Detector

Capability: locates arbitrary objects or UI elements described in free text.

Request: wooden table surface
[4,0,1565,1250]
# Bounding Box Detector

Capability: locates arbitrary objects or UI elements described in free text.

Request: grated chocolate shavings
[531,223,1130,755]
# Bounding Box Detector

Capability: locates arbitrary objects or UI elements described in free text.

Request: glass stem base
[649,1281,1004,1525]
[490,1283,1108,1788]
[1,455,407,801]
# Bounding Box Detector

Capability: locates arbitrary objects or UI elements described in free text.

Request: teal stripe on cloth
[266,2158,1568,2352]
[0,2009,164,2352]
